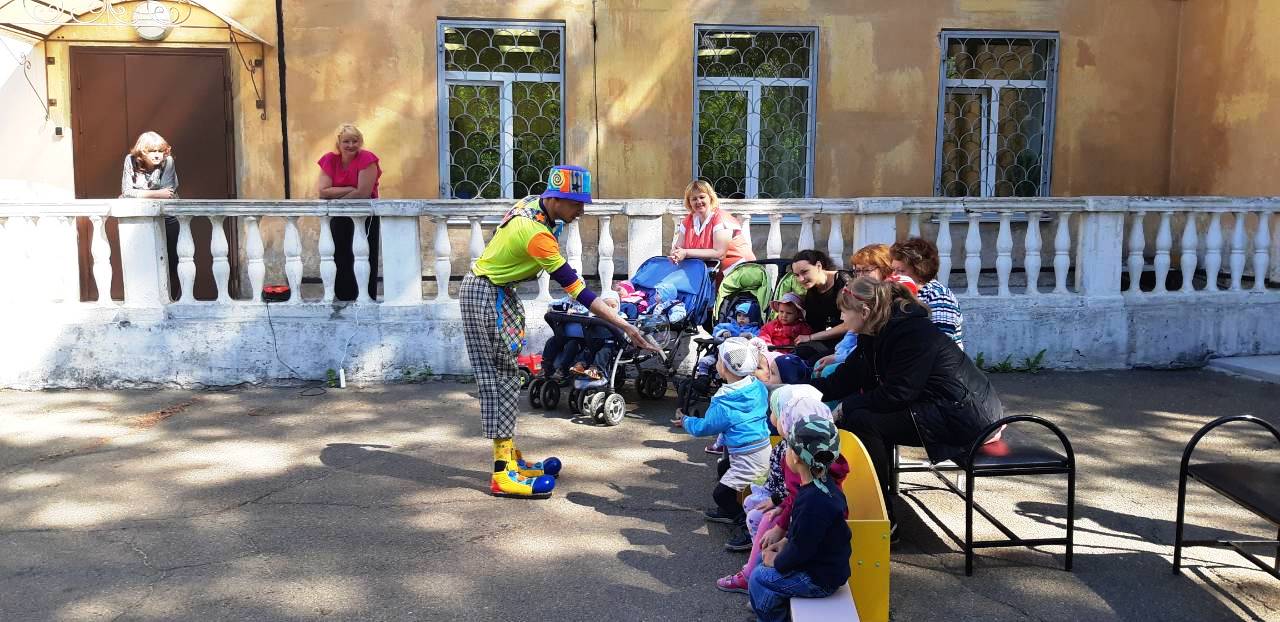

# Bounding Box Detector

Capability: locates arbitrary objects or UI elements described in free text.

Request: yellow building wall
[279,0,1182,200]
[1170,0,1280,196]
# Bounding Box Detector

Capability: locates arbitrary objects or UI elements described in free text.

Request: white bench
[789,583,859,621]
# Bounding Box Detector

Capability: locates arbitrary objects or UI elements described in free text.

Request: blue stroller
[526,257,716,426]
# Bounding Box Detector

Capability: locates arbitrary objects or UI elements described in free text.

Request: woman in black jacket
[808,277,1003,527]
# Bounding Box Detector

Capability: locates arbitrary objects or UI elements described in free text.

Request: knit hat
[734,301,753,316]
[614,280,642,302]
[770,384,830,443]
[653,282,677,304]
[787,414,841,492]
[600,290,619,303]
[769,292,807,319]
[718,337,758,377]
[540,165,592,204]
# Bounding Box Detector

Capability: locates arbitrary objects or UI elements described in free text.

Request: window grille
[437,21,564,199]
[694,26,817,199]
[934,31,1059,198]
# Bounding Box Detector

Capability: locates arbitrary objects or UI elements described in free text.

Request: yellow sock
[493,438,515,472]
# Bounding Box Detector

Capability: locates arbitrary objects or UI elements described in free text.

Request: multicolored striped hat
[541,165,592,204]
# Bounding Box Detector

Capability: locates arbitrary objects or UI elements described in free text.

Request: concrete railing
[0,196,1277,388]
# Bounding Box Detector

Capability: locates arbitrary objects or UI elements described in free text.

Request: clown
[461,165,656,498]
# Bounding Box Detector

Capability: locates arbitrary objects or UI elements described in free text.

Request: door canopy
[0,0,272,45]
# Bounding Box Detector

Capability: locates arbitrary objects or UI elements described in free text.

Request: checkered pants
[460,273,526,439]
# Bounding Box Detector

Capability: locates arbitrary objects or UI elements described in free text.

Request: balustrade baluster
[767,214,783,285]
[352,215,372,302]
[740,214,754,256]
[283,216,303,303]
[1024,211,1042,295]
[1053,212,1071,293]
[798,214,815,252]
[1252,211,1271,292]
[433,217,451,302]
[537,272,552,301]
[319,216,336,302]
[908,212,921,239]
[996,212,1013,297]
[597,215,615,293]
[469,216,484,270]
[210,216,231,302]
[827,214,844,268]
[566,220,583,273]
[90,215,115,305]
[1153,212,1173,293]
[1180,213,1199,293]
[245,216,265,302]
[176,215,196,303]
[1126,211,1146,293]
[1204,212,1223,292]
[964,212,981,296]
[936,212,952,288]
[1229,211,1246,291]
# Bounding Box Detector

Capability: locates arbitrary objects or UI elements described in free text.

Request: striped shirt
[918,279,964,350]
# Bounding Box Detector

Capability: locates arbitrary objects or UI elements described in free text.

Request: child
[717,385,849,593]
[575,293,628,380]
[712,302,760,339]
[757,293,812,347]
[749,415,852,621]
[639,281,686,330]
[614,280,648,319]
[678,338,771,544]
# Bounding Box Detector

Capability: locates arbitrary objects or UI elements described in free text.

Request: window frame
[436,19,566,200]
[932,30,1061,199]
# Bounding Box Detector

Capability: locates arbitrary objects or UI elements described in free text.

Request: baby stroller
[525,257,716,426]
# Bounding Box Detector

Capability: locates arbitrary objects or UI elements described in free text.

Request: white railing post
[996,211,1013,297]
[936,212,953,288]
[90,215,115,305]
[245,216,265,303]
[565,219,583,273]
[380,215,423,306]
[767,213,783,285]
[964,212,981,296]
[1229,211,1246,291]
[908,212,921,239]
[175,215,196,304]
[319,216,336,303]
[740,213,754,258]
[625,200,667,276]
[597,215,615,293]
[1024,211,1042,295]
[537,271,552,301]
[1078,198,1127,297]
[1153,211,1173,294]
[826,213,845,268]
[210,216,231,303]
[851,199,899,253]
[1252,211,1271,292]
[1179,213,1199,293]
[1203,212,1222,292]
[1053,212,1071,294]
[284,216,303,303]
[352,215,372,302]
[1126,211,1146,294]
[115,206,169,308]
[798,213,815,251]
[469,216,484,270]
[433,216,452,302]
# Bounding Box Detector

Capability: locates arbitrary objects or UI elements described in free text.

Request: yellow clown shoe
[490,465,556,499]
[514,449,562,478]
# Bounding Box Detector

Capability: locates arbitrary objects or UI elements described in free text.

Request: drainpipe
[275,0,292,198]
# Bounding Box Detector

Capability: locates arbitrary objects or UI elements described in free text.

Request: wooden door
[72,47,237,301]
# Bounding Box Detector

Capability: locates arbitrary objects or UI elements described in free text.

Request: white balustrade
[1229,211,1246,291]
[210,216,231,303]
[245,216,265,303]
[1179,213,1199,293]
[996,212,1013,297]
[936,213,952,288]
[1252,211,1271,292]
[798,213,815,252]
[537,271,552,301]
[827,214,844,268]
[1053,212,1070,294]
[1126,211,1145,293]
[284,216,303,303]
[565,220,583,273]
[90,215,115,305]
[597,215,615,293]
[319,216,336,302]
[469,216,484,270]
[175,216,196,303]
[1204,212,1222,292]
[767,213,783,285]
[908,212,922,239]
[352,215,372,302]
[739,214,754,256]
[1024,211,1042,295]
[1153,211,1173,294]
[433,217,451,302]
[964,212,981,296]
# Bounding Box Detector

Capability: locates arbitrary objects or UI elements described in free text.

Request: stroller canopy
[630,257,716,325]
[715,262,770,322]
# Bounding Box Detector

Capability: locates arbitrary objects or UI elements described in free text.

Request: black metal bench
[1173,414,1280,580]
[893,415,1076,575]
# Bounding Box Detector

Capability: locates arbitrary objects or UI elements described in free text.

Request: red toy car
[516,353,543,388]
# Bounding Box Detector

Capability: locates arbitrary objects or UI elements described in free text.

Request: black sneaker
[724,526,753,551]
[703,507,738,524]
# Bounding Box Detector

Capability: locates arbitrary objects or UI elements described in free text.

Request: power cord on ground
[263,299,327,397]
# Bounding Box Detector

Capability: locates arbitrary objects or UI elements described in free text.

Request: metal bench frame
[892,415,1076,576]
[1173,414,1280,580]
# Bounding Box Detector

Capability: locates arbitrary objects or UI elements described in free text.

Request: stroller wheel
[527,378,545,409]
[648,374,669,400]
[568,388,582,415]
[517,368,532,389]
[636,371,663,400]
[599,393,626,426]
[585,391,606,421]
[540,381,561,410]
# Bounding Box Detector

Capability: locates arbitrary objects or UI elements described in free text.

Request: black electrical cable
[264,300,326,397]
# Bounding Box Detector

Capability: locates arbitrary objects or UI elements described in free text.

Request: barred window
[437,22,563,199]
[934,32,1059,198]
[694,26,817,199]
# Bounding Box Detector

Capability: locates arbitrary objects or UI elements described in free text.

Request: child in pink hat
[757,292,813,347]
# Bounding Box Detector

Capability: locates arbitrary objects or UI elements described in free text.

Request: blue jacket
[711,320,760,339]
[684,377,770,454]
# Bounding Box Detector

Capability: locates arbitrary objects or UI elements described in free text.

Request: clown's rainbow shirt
[472,196,598,308]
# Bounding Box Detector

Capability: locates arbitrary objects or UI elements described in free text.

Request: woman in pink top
[668,180,755,274]
[316,123,382,300]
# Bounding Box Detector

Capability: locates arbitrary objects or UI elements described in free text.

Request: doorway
[71,47,238,301]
